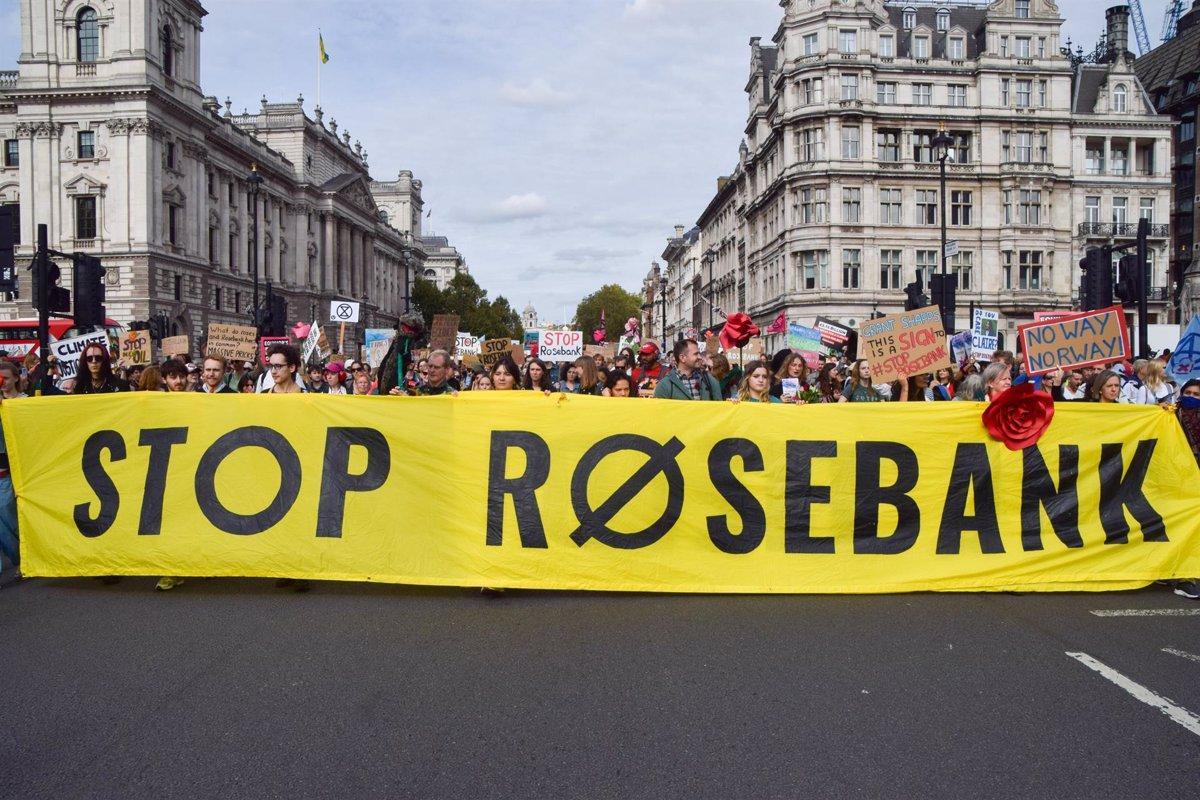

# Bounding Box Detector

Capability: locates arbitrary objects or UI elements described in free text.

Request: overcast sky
[0,0,1178,324]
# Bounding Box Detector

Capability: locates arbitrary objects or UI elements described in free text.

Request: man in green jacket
[654,338,722,400]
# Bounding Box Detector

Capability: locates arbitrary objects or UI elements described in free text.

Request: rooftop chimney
[674,225,685,238]
[1106,5,1131,61]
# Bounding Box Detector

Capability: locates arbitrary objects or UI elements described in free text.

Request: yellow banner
[5,394,1199,593]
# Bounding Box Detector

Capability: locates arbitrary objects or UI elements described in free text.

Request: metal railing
[1077,222,1170,237]
[0,71,17,89]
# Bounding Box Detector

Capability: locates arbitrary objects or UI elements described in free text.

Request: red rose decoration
[719,313,759,351]
[981,382,1055,451]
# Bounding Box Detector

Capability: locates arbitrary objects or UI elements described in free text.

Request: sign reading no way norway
[329,301,361,324]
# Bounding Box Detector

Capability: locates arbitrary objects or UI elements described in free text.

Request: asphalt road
[0,577,1197,799]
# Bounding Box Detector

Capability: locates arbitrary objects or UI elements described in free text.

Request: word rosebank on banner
[5,395,1199,593]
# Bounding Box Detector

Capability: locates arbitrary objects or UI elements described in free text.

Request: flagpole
[316,30,322,110]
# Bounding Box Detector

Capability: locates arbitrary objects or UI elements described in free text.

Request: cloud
[623,0,670,18]
[499,78,573,107]
[553,246,640,262]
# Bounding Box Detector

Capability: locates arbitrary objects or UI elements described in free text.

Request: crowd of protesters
[0,332,1197,598]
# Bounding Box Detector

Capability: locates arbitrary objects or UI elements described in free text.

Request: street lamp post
[246,164,264,336]
[932,130,955,330]
[659,277,668,351]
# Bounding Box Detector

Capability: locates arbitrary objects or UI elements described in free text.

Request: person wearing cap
[184,362,200,391]
[324,362,348,395]
[631,342,664,396]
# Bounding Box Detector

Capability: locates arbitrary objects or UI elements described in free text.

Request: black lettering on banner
[785,440,838,553]
[570,434,685,550]
[486,431,550,548]
[1020,445,1082,551]
[1099,440,1167,544]
[74,430,126,538]
[316,428,390,538]
[194,426,301,535]
[936,443,1003,554]
[853,441,919,554]
[706,438,766,554]
[137,427,188,535]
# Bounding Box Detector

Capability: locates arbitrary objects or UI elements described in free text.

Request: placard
[814,317,852,349]
[509,342,526,363]
[858,305,952,383]
[161,335,189,357]
[745,337,765,360]
[949,331,972,366]
[584,343,615,361]
[455,333,481,356]
[117,331,152,368]
[618,333,639,354]
[1018,305,1130,376]
[430,315,460,353]
[301,320,322,363]
[786,323,823,353]
[538,330,583,361]
[1166,316,1200,382]
[258,336,290,366]
[970,309,1000,361]
[51,330,109,381]
[329,300,361,324]
[523,330,541,359]
[1033,311,1075,323]
[205,323,259,363]
[478,338,511,368]
[365,339,391,369]
[704,336,720,356]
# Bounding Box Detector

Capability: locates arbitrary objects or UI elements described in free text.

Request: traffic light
[72,252,106,331]
[33,254,70,313]
[1078,246,1113,311]
[0,204,17,294]
[930,273,957,330]
[903,280,928,311]
[267,293,287,337]
[1114,254,1140,305]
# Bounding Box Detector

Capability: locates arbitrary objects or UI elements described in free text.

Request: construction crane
[1161,0,1185,43]
[1128,0,1152,54]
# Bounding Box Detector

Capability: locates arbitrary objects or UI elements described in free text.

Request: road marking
[1066,651,1200,738]
[1090,609,1200,617]
[1163,647,1200,664]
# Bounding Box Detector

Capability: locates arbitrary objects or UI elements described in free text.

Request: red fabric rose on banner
[981,382,1055,451]
[719,313,759,351]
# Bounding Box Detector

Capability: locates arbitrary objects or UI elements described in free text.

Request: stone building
[416,235,469,291]
[0,0,466,357]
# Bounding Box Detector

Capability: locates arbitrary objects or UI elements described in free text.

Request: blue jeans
[0,475,19,570]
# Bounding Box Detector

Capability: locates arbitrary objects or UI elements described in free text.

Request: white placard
[538,330,583,361]
[455,332,481,355]
[329,300,361,324]
[971,308,1000,361]
[301,319,322,363]
[51,330,109,381]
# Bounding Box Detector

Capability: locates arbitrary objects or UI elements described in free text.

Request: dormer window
[936,9,949,30]
[1015,0,1031,18]
[913,36,930,59]
[903,7,916,28]
[1113,83,1127,112]
[839,29,857,53]
[879,34,895,57]
[948,37,965,59]
[77,8,99,63]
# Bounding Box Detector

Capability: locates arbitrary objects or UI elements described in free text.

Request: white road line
[1163,647,1200,664]
[1090,609,1200,617]
[1066,651,1200,738]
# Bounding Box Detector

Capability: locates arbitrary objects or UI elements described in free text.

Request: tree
[411,278,444,330]
[411,273,524,341]
[575,284,642,343]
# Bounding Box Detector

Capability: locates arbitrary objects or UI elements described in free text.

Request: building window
[1003,130,1034,162]
[77,130,95,159]
[1038,80,1047,107]
[879,34,895,57]
[161,24,173,77]
[1015,36,1031,58]
[1139,197,1155,221]
[1111,145,1128,175]
[1037,37,1046,57]
[75,196,96,240]
[951,131,971,162]
[913,37,930,59]
[3,139,17,167]
[803,32,819,55]
[1015,0,1030,17]
[166,142,176,170]
[1136,146,1155,175]
[235,290,241,314]
[797,187,827,223]
[1016,79,1031,107]
[903,8,916,28]
[797,127,825,161]
[913,83,932,105]
[1085,196,1100,223]
[841,126,860,159]
[877,128,901,161]
[1018,251,1042,290]
[1018,189,1041,225]
[842,249,861,288]
[879,188,902,224]
[1001,78,1010,105]
[77,7,100,63]
[948,38,964,59]
[840,73,858,100]
[948,84,967,106]
[174,274,182,301]
[951,190,972,225]
[208,227,217,263]
[916,190,937,225]
[937,9,949,30]
[839,29,857,53]
[214,287,222,310]
[168,205,180,245]
[799,250,829,290]
[842,187,862,223]
[229,234,237,271]
[1112,196,1128,224]
[800,77,823,104]
[1000,36,1009,57]
[1086,144,1104,174]
[912,131,935,162]
[951,251,972,291]
[207,171,216,197]
[1181,115,1196,141]
[916,250,938,287]
[880,249,903,289]
[877,81,896,104]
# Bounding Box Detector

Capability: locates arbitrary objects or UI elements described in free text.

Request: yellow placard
[5,395,1199,593]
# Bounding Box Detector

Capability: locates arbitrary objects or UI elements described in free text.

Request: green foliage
[411,273,524,341]
[574,284,642,342]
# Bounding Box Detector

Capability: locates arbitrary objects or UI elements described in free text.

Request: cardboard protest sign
[582,342,616,360]
[461,353,480,369]
[161,335,189,357]
[51,330,109,381]
[206,323,259,363]
[746,337,765,359]
[117,330,152,368]
[786,323,823,353]
[539,330,583,361]
[430,315,460,352]
[970,309,1000,361]
[859,305,952,383]
[1166,316,1200,382]
[365,339,391,369]
[259,336,289,366]
[1018,305,1129,376]
[455,332,481,356]
[509,342,526,362]
[479,338,511,368]
[705,336,720,356]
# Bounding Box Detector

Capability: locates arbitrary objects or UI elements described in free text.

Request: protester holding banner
[654,339,720,401]
[72,343,127,394]
[324,364,348,396]
[490,355,521,391]
[162,360,189,392]
[631,343,663,393]
[572,356,605,396]
[0,363,21,577]
[843,360,881,402]
[262,344,305,394]
[604,371,632,397]
[734,362,778,404]
[351,370,377,395]
[198,356,237,394]
[814,363,842,403]
[982,362,1012,401]
[555,363,579,394]
[472,373,493,391]
[1177,380,1200,467]
[522,359,552,392]
[1089,369,1122,403]
[769,352,810,402]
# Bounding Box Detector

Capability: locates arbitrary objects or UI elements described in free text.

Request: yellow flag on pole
[318,33,330,64]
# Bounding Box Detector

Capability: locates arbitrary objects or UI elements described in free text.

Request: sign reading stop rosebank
[538,330,583,360]
[329,301,361,324]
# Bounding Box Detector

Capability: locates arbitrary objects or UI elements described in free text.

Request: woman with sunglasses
[72,343,127,394]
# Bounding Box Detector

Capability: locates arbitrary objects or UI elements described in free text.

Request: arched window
[160,24,173,76]
[1113,83,1127,112]
[936,9,949,30]
[902,7,916,28]
[77,8,99,62]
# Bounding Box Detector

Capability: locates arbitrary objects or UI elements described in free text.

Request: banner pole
[338,322,345,355]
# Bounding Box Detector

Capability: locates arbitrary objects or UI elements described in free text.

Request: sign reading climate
[5,394,1198,594]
